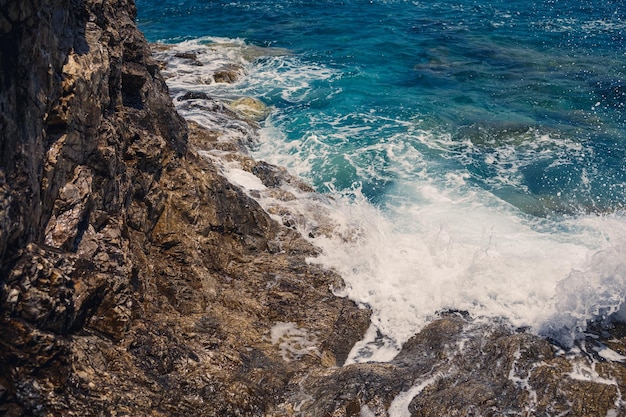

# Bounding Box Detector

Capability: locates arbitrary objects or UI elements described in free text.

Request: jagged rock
[177,91,211,101]
[292,314,626,417]
[174,51,204,66]
[0,0,368,415]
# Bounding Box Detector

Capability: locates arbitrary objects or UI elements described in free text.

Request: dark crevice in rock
[121,69,145,110]
[70,206,92,252]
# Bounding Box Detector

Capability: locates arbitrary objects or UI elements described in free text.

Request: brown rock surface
[295,314,626,417]
[0,0,368,415]
[2,0,626,416]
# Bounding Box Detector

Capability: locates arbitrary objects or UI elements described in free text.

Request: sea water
[136,0,626,360]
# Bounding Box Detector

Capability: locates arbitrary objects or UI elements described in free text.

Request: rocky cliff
[0,0,369,414]
[2,0,626,416]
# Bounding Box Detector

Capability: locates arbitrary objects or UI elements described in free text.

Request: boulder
[230,96,271,121]
[214,63,246,83]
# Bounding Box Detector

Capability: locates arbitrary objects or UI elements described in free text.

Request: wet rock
[174,51,204,66]
[230,96,271,121]
[177,91,211,101]
[214,63,246,83]
[291,315,626,416]
[249,161,287,188]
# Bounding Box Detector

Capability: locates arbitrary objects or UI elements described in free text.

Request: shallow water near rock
[137,0,626,365]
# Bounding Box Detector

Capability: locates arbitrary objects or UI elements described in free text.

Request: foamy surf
[153,36,626,363]
[306,185,626,362]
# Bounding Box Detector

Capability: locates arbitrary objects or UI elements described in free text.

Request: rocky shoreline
[2,0,626,415]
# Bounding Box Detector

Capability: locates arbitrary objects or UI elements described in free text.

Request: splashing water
[138,0,626,359]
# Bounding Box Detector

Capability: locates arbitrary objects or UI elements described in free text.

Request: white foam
[596,346,626,362]
[567,360,618,386]
[223,167,267,192]
[508,347,539,411]
[269,322,320,362]
[543,234,626,345]
[153,36,334,103]
[291,168,626,360]
[346,323,400,364]
[360,405,376,417]
[159,36,626,363]
[388,374,442,417]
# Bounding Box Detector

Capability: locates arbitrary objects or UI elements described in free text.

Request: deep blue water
[135,0,626,351]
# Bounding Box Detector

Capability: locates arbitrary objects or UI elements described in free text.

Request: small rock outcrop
[229,97,270,121]
[296,314,626,416]
[2,0,626,416]
[213,63,246,84]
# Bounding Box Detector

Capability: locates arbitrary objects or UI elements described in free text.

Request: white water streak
[388,374,443,417]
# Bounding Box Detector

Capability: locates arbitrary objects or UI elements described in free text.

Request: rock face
[0,0,369,414]
[2,0,626,416]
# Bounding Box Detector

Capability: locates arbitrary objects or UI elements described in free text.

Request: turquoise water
[136,0,626,352]
[138,0,625,214]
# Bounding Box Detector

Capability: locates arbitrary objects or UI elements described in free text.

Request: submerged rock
[214,63,246,83]
[229,96,271,121]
